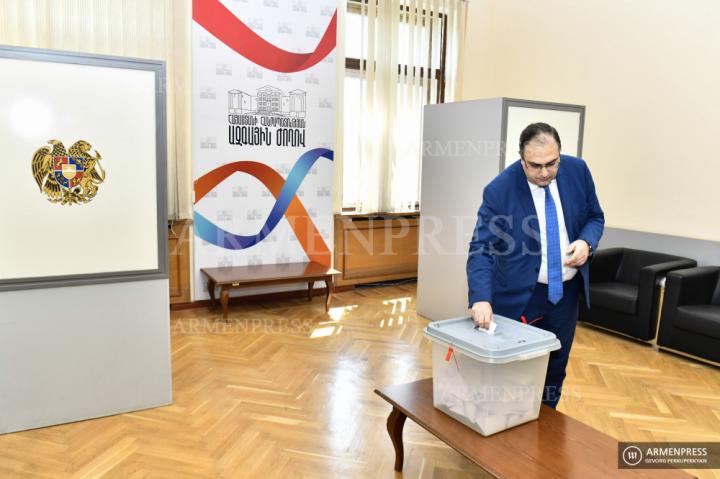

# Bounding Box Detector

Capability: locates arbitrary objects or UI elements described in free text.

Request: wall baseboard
[600,227,720,266]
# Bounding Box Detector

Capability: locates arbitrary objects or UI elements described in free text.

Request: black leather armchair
[658,267,720,363]
[579,248,697,340]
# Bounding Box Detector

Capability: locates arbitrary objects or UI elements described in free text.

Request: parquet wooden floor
[0,283,718,478]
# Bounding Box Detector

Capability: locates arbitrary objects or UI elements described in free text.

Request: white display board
[0,47,167,290]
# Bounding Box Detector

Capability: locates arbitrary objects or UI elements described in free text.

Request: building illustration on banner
[228,86,307,118]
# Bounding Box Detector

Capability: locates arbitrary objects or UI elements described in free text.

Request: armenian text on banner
[192,0,337,300]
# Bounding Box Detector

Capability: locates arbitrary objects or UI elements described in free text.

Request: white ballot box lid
[424,315,561,364]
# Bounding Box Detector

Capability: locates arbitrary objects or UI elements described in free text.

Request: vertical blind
[344,0,467,212]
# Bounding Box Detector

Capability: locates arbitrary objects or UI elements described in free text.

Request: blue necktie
[544,186,563,304]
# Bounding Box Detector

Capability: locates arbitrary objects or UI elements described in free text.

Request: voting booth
[0,46,172,434]
[416,98,585,321]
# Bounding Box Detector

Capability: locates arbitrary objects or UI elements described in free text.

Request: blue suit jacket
[467,155,605,320]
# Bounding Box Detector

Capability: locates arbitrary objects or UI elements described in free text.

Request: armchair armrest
[638,258,698,323]
[664,266,720,308]
[640,259,698,279]
[588,248,624,283]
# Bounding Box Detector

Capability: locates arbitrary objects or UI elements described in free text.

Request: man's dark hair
[519,122,561,159]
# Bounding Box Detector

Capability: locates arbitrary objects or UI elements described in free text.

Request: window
[342,1,451,212]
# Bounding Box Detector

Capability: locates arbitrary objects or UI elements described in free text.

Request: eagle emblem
[32,140,106,205]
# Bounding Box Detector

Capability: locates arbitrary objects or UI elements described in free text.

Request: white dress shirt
[527,179,578,284]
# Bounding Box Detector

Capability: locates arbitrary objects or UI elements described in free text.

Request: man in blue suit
[467,122,604,408]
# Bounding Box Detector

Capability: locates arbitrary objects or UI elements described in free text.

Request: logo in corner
[32,140,106,205]
[622,445,643,466]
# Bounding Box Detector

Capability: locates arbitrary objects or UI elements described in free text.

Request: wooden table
[375,378,695,478]
[201,262,339,319]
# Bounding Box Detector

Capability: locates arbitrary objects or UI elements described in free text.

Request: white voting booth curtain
[0,0,192,220]
[347,0,467,213]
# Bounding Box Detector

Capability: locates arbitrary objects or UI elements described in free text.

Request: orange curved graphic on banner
[194,160,331,267]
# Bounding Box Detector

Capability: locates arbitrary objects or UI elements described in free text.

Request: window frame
[344,1,449,104]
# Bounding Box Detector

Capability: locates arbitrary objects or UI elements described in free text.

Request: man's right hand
[470,301,494,330]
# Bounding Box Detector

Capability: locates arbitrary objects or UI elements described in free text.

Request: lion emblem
[32,140,106,205]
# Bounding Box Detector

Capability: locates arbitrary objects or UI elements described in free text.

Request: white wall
[458,0,720,242]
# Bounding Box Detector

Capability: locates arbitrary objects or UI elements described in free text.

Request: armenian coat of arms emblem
[32,140,106,205]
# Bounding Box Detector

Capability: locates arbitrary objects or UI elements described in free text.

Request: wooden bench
[201,262,339,319]
[375,378,695,478]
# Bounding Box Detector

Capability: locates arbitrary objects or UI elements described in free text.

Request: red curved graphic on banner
[194,161,331,267]
[193,0,337,73]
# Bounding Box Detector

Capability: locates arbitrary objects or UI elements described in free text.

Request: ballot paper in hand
[475,321,497,335]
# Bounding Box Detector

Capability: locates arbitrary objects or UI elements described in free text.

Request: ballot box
[424,315,561,436]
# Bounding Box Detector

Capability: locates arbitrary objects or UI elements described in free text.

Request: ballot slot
[473,321,497,336]
[424,315,561,436]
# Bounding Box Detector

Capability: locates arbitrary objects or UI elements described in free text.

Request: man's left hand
[564,240,590,267]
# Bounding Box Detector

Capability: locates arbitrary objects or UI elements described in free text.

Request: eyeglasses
[522,158,560,172]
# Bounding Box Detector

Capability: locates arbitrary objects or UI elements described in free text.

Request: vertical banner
[192,0,337,300]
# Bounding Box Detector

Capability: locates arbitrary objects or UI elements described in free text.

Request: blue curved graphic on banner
[194,148,333,250]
